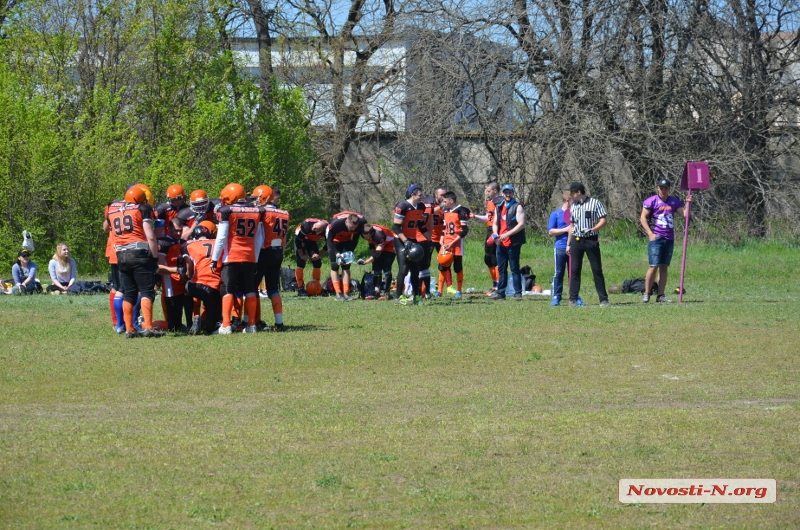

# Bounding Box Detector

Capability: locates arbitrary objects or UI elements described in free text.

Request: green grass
[1,239,798,528]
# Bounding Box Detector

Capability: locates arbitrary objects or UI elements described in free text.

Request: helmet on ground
[336,251,355,266]
[437,248,454,267]
[189,189,209,214]
[305,280,323,296]
[250,185,273,206]
[404,242,424,262]
[220,183,246,205]
[125,186,147,204]
[167,184,186,200]
[192,220,217,239]
[133,184,154,206]
[532,285,543,293]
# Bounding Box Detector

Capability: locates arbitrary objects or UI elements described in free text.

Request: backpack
[622,278,657,294]
[360,271,377,298]
[520,265,536,291]
[280,267,298,291]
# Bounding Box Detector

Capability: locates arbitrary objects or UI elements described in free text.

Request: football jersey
[104,199,125,264]
[215,204,265,263]
[182,239,221,290]
[327,214,366,243]
[370,224,396,254]
[295,218,325,242]
[484,197,504,227]
[441,205,472,256]
[155,202,190,223]
[106,202,154,247]
[177,205,215,229]
[422,198,443,243]
[393,200,429,241]
[263,206,291,248]
[158,237,187,296]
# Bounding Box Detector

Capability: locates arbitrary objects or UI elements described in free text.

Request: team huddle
[103,179,686,335]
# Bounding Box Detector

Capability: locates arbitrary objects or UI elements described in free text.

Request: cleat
[141,328,164,338]
[114,325,126,334]
[335,293,345,301]
[188,316,201,335]
[343,293,353,301]
[454,291,462,299]
[125,331,141,339]
[487,291,506,300]
[600,300,611,307]
[255,320,269,332]
[296,287,307,297]
[433,291,442,297]
[642,293,650,303]
[394,295,409,305]
[485,287,498,296]
[243,325,258,333]
[514,293,523,301]
[217,325,233,335]
[273,323,286,332]
[569,299,586,307]
[551,297,561,306]
[656,295,672,303]
[446,286,457,294]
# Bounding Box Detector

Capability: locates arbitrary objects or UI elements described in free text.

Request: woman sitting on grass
[12,250,42,294]
[47,242,77,293]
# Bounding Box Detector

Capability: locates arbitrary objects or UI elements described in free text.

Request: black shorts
[220,262,257,296]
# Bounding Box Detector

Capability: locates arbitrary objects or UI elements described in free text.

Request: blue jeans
[496,244,522,296]
[648,237,675,266]
[552,247,568,300]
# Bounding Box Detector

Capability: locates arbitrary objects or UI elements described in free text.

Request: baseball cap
[657,178,671,188]
[18,250,30,257]
[501,184,515,193]
[153,219,166,228]
[406,184,422,199]
[568,182,585,193]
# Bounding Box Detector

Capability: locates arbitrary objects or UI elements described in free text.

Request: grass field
[1,238,798,528]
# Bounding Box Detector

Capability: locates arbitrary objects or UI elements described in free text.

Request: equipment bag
[360,272,376,298]
[280,267,298,291]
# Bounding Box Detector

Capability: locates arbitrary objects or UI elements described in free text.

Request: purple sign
[681,161,709,191]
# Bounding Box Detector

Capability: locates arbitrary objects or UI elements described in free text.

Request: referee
[566,182,610,306]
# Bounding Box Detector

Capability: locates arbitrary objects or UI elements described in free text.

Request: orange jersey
[441,205,472,256]
[394,200,429,241]
[106,202,153,246]
[216,204,265,263]
[430,204,443,243]
[183,239,221,290]
[371,224,396,254]
[295,218,325,242]
[158,237,186,296]
[104,200,125,264]
[263,206,290,248]
[327,214,366,243]
[155,202,189,223]
[484,197,503,227]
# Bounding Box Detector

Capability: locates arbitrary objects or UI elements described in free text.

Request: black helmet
[404,241,424,262]
[191,224,212,240]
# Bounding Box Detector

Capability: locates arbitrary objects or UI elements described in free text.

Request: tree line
[1,0,798,272]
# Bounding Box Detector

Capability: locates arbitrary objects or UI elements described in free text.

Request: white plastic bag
[22,230,35,252]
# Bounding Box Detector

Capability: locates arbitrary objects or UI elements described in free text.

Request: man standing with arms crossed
[488,184,526,301]
[566,182,610,306]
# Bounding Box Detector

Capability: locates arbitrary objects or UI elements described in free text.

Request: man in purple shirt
[640,178,690,303]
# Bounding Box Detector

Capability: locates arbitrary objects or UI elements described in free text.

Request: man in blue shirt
[547,191,571,306]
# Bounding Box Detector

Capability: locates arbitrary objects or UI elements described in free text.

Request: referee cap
[568,182,585,193]
[657,178,671,188]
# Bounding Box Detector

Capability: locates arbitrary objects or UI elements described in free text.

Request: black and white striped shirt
[570,197,607,237]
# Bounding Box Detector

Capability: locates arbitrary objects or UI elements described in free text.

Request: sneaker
[656,294,672,303]
[413,296,422,305]
[551,297,561,307]
[217,325,233,335]
[395,295,413,306]
[454,291,462,299]
[141,328,164,338]
[569,299,585,307]
[433,291,442,297]
[255,320,269,332]
[297,288,307,297]
[485,287,498,297]
[114,325,126,334]
[424,292,431,300]
[487,291,506,300]
[377,294,388,301]
[188,316,201,336]
[335,293,345,301]
[343,293,353,301]
[243,325,258,333]
[273,323,286,332]
[642,293,650,303]
[599,300,611,307]
[513,292,523,301]
[446,286,457,294]
[364,295,375,300]
[125,331,141,339]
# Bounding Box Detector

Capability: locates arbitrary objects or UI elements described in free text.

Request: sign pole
[678,193,691,303]
[678,161,709,303]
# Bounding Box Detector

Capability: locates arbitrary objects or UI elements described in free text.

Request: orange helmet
[305,280,323,296]
[125,186,147,204]
[189,189,209,214]
[220,183,246,205]
[437,248,455,268]
[250,185,273,205]
[167,184,186,200]
[134,184,154,205]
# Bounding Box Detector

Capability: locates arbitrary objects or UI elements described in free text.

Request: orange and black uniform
[106,201,158,332]
[183,238,222,333]
[177,203,214,230]
[393,200,429,298]
[484,196,504,268]
[294,218,326,271]
[158,235,192,331]
[368,224,396,294]
[255,204,290,326]
[441,205,472,274]
[155,202,190,224]
[326,211,367,273]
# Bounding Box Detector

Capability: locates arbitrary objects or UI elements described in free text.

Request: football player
[293,218,328,296]
[104,194,126,333]
[438,191,472,298]
[360,224,396,300]
[252,186,290,331]
[177,189,215,239]
[155,184,190,223]
[157,217,192,332]
[183,221,222,335]
[326,211,368,301]
[393,184,430,304]
[473,182,503,295]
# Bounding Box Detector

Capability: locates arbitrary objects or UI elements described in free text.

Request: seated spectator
[47,242,77,293]
[12,250,42,294]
